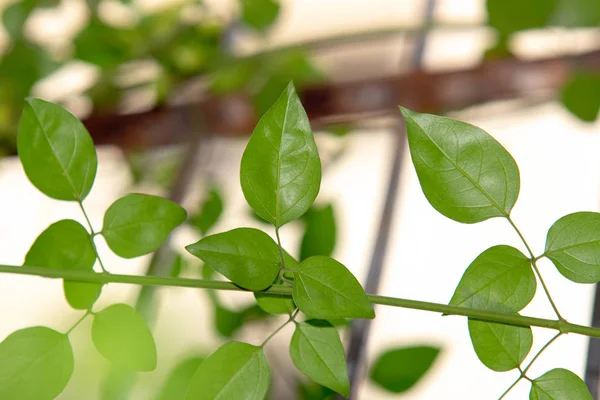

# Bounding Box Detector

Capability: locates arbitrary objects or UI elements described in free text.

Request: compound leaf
[530,368,592,400]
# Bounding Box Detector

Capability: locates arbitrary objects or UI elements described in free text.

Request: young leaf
[189,187,224,235]
[0,326,74,399]
[530,368,592,400]
[544,212,600,283]
[185,342,270,400]
[240,82,321,227]
[300,204,336,261]
[24,219,101,310]
[290,320,350,397]
[468,318,532,371]
[293,256,374,320]
[449,245,535,312]
[400,107,520,223]
[369,345,441,393]
[156,356,204,400]
[92,303,157,371]
[255,252,297,314]
[102,193,187,258]
[17,98,97,201]
[186,228,281,291]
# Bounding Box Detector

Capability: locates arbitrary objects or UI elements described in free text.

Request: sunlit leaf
[300,204,336,261]
[530,368,592,399]
[189,187,223,235]
[156,356,204,400]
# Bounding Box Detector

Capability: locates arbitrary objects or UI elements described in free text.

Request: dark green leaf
[241,82,321,227]
[290,320,349,397]
[102,193,187,258]
[400,107,520,223]
[240,0,280,31]
[185,342,270,400]
[544,212,600,283]
[25,219,101,310]
[18,98,98,201]
[530,368,592,399]
[561,71,600,122]
[156,356,204,400]
[293,256,374,320]
[487,0,557,35]
[186,228,281,291]
[300,204,336,261]
[297,380,336,400]
[0,326,73,400]
[369,345,440,393]
[449,245,535,312]
[190,187,224,235]
[92,304,157,371]
[255,252,297,314]
[468,319,532,371]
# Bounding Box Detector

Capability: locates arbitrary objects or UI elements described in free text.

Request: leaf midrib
[274,90,292,227]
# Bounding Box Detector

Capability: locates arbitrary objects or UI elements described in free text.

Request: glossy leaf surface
[530,368,592,400]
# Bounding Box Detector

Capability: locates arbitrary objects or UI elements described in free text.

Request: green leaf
[241,82,321,227]
[92,304,157,371]
[561,71,600,122]
[487,0,557,36]
[215,305,245,338]
[530,368,592,400]
[552,0,600,27]
[156,356,204,400]
[17,98,98,201]
[544,212,600,283]
[25,219,101,310]
[369,345,440,393]
[186,228,281,291]
[102,193,187,258]
[0,326,74,400]
[290,320,349,397]
[449,245,535,313]
[255,252,297,314]
[185,342,270,400]
[300,204,336,261]
[297,381,336,400]
[400,107,520,223]
[293,256,374,320]
[240,0,280,31]
[468,319,532,371]
[190,187,224,235]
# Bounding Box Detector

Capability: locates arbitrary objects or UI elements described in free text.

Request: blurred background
[0,0,599,398]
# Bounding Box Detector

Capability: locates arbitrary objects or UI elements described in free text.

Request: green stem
[77,201,109,274]
[66,310,91,335]
[2,265,599,337]
[498,375,521,400]
[261,310,298,347]
[274,227,287,270]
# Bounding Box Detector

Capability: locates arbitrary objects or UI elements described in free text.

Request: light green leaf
[468,318,532,371]
[24,219,101,310]
[255,252,297,314]
[156,356,204,400]
[92,304,157,371]
[0,326,73,400]
[190,187,224,235]
[186,228,280,291]
[300,204,336,261]
[290,320,349,397]
[561,71,600,122]
[400,107,520,223]
[240,0,280,31]
[449,245,535,312]
[369,345,440,393]
[185,342,270,400]
[544,212,600,283]
[102,193,187,258]
[530,368,592,400]
[293,256,374,320]
[17,98,98,201]
[241,82,321,227]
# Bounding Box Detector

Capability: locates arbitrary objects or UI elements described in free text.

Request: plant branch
[77,201,109,274]
[2,265,599,337]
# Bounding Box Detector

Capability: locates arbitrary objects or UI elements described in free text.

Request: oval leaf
[530,368,592,400]
[17,98,98,201]
[92,303,157,371]
[157,356,204,400]
[449,245,535,313]
[24,219,101,310]
[290,320,349,397]
[240,82,321,227]
[293,256,374,320]
[185,341,270,400]
[0,326,74,400]
[468,318,532,371]
[370,345,441,394]
[186,227,281,291]
[300,204,336,261]
[400,107,520,223]
[102,193,187,258]
[544,212,600,283]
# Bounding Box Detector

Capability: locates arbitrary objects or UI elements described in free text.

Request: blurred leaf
[190,187,224,235]
[215,305,245,338]
[298,380,336,400]
[551,0,600,27]
[2,0,36,38]
[370,345,440,393]
[561,71,600,122]
[156,356,204,400]
[240,0,280,31]
[100,367,133,400]
[170,253,185,278]
[487,0,558,35]
[210,58,260,94]
[0,327,74,399]
[300,204,336,261]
